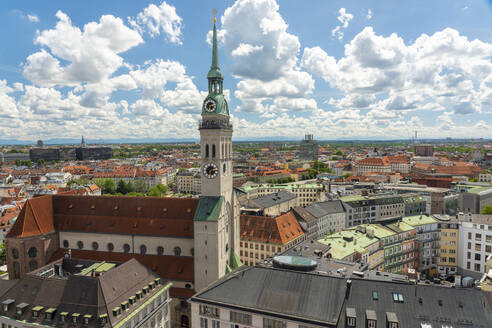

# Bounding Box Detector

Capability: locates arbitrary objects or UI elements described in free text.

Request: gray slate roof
[191,266,346,327]
[339,278,492,328]
[247,190,296,209]
[305,200,345,218]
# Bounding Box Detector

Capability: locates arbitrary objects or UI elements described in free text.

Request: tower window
[205,144,209,158]
[222,144,224,158]
[212,145,216,158]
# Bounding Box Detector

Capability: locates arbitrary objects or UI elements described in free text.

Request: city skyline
[0,0,491,141]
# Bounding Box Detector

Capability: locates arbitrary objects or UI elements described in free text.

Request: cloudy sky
[1,0,491,141]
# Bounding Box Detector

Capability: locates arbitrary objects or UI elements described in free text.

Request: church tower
[193,15,241,292]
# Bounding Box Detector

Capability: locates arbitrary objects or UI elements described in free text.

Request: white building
[458,214,492,278]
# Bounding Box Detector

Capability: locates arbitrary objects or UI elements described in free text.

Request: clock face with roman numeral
[203,163,218,179]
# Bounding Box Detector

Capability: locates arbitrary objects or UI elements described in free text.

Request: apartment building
[353,157,391,175]
[402,215,439,277]
[176,170,200,195]
[240,191,297,216]
[458,214,492,279]
[459,186,492,214]
[434,216,460,276]
[240,183,324,207]
[239,212,305,266]
[341,194,405,226]
[303,200,346,237]
[384,221,418,275]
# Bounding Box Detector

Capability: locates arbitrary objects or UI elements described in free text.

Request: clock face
[204,99,216,112]
[203,163,218,179]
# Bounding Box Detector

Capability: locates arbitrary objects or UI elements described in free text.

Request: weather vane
[212,8,217,24]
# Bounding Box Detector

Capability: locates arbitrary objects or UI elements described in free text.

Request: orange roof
[356,157,389,166]
[240,212,304,245]
[7,195,55,238]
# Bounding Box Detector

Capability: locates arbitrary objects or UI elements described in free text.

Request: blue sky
[0,0,491,141]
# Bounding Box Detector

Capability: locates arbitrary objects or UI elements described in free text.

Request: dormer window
[112,307,121,317]
[366,310,377,328]
[386,312,399,328]
[32,305,43,319]
[83,314,92,324]
[2,299,14,312]
[346,307,356,327]
[16,302,29,316]
[72,313,80,323]
[136,291,142,300]
[99,314,108,324]
[129,296,136,305]
[45,308,56,321]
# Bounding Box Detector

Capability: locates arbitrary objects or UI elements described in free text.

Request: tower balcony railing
[199,120,233,130]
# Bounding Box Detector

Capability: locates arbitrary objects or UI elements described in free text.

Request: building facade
[458,214,492,279]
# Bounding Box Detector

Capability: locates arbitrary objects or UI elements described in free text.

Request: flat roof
[402,214,438,227]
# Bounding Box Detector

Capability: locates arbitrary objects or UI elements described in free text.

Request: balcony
[199,120,233,130]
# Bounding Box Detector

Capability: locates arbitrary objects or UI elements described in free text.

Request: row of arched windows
[11,247,37,259]
[204,142,232,159]
[62,240,193,256]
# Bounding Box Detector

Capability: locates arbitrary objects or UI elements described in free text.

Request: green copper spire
[207,18,223,80]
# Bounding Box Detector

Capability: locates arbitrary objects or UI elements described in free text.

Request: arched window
[107,243,114,252]
[157,246,164,256]
[92,242,99,251]
[174,247,181,256]
[77,241,84,250]
[190,248,194,256]
[29,260,38,272]
[63,240,69,249]
[28,247,37,258]
[205,144,209,158]
[11,248,19,259]
[212,145,216,158]
[123,244,130,253]
[13,262,20,279]
[180,315,189,328]
[140,245,147,255]
[222,143,224,158]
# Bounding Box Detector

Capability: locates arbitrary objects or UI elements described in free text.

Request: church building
[4,17,240,328]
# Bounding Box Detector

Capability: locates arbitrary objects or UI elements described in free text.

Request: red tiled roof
[240,212,304,245]
[7,195,54,238]
[49,249,194,297]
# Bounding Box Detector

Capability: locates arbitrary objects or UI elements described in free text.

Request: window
[372,291,378,300]
[263,317,286,328]
[487,235,492,243]
[449,257,456,263]
[475,253,481,261]
[29,260,38,271]
[392,293,403,303]
[467,252,471,259]
[123,244,130,253]
[486,245,492,253]
[468,232,472,239]
[367,319,376,328]
[212,320,220,328]
[107,243,114,251]
[212,145,216,158]
[475,244,482,251]
[200,318,208,328]
[11,248,19,259]
[205,145,209,158]
[199,305,219,318]
[77,241,84,249]
[28,247,37,258]
[174,247,181,256]
[140,245,147,255]
[62,240,69,249]
[92,242,99,250]
[474,263,481,272]
[476,233,482,241]
[230,311,252,325]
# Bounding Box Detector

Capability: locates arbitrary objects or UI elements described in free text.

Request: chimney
[345,279,352,299]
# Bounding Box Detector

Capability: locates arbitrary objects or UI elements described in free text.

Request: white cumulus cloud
[331,8,353,40]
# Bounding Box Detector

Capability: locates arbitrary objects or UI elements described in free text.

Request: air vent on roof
[137,206,142,212]
[68,204,73,209]
[162,208,168,213]
[113,205,119,211]
[186,208,192,213]
[90,204,95,209]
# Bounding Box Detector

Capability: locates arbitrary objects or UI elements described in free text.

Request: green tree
[116,180,127,194]
[482,205,492,215]
[15,159,21,166]
[126,182,135,194]
[102,179,115,194]
[37,159,45,166]
[134,180,147,193]
[0,243,5,263]
[335,150,343,156]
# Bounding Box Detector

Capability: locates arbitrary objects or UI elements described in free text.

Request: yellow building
[368,249,385,271]
[437,220,459,276]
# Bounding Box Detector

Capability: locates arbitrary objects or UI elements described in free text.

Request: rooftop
[402,214,438,227]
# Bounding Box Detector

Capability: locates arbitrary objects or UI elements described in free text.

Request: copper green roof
[402,214,438,227]
[207,22,223,80]
[194,196,223,222]
[229,249,243,269]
